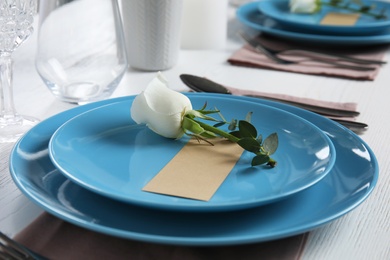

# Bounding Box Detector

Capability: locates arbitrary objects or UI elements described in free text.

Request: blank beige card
[143,138,244,201]
[321,12,360,26]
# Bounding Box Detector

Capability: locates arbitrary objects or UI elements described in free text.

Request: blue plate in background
[258,0,390,35]
[237,1,390,45]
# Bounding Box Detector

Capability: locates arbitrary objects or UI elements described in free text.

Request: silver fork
[239,32,383,71]
[0,232,47,260]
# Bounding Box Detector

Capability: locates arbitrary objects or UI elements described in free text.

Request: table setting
[0,0,389,259]
[232,1,390,80]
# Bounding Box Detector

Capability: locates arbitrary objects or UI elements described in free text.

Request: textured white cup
[181,0,228,50]
[121,0,183,71]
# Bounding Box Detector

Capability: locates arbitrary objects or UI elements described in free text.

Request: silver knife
[180,74,360,118]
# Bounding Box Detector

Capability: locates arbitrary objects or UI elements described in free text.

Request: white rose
[290,0,320,13]
[130,72,193,139]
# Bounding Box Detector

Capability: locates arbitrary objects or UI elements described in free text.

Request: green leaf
[360,5,371,13]
[256,134,263,144]
[182,117,204,135]
[228,119,238,131]
[197,109,220,115]
[245,111,253,122]
[237,137,261,153]
[263,133,278,155]
[251,154,270,166]
[213,122,225,128]
[230,130,241,138]
[238,120,257,138]
[188,110,219,122]
[217,108,227,122]
[199,102,207,111]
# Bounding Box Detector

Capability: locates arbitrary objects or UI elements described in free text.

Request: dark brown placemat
[15,212,308,260]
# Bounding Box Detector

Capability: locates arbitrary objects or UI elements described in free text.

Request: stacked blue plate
[47,96,335,211]
[9,93,378,245]
[237,0,390,45]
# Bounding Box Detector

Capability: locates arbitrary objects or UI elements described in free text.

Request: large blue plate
[257,0,390,35]
[48,96,335,211]
[237,1,390,45]
[9,94,378,246]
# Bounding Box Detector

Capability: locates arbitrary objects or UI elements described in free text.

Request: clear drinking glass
[0,0,39,143]
[35,0,128,104]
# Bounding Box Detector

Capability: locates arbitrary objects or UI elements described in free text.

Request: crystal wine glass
[0,0,39,143]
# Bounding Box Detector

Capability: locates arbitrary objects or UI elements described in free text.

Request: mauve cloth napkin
[15,213,308,260]
[223,85,358,112]
[228,35,389,80]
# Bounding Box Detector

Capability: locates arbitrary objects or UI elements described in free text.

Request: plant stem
[268,158,277,167]
[194,119,240,143]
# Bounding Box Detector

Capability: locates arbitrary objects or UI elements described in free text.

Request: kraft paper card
[320,12,360,25]
[143,138,244,201]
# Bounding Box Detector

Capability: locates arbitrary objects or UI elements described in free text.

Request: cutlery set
[239,32,386,71]
[0,231,47,260]
[180,74,368,134]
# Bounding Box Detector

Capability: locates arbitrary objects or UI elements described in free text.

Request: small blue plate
[48,96,335,211]
[258,0,390,35]
[9,94,378,246]
[237,1,390,45]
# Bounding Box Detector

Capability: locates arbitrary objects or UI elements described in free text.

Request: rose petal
[143,72,192,115]
[290,0,318,13]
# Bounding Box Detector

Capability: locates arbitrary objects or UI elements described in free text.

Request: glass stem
[0,52,17,119]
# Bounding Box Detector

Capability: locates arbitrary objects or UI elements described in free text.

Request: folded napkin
[224,85,358,112]
[228,34,389,80]
[15,212,308,260]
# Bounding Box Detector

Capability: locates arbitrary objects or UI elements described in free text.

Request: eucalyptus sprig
[181,103,278,167]
[130,72,278,167]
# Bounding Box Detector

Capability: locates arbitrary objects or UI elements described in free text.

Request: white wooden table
[1,4,389,260]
